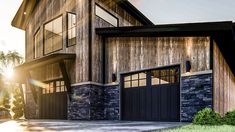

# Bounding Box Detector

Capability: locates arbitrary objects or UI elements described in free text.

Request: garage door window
[42,80,67,94]
[124,72,147,88]
[151,68,179,86]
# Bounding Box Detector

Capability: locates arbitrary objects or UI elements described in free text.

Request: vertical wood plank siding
[105,37,210,83]
[92,0,143,83]
[26,0,143,83]
[26,0,89,83]
[213,41,235,115]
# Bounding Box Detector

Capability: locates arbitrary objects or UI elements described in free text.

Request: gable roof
[96,21,235,76]
[11,0,153,30]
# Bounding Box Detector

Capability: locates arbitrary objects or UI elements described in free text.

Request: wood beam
[59,61,72,99]
[26,71,37,103]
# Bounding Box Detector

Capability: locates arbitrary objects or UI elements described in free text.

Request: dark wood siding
[213,41,235,116]
[105,37,210,83]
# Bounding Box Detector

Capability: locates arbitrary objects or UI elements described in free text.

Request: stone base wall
[181,73,213,122]
[25,87,40,119]
[68,84,104,120]
[68,84,120,120]
[104,85,120,120]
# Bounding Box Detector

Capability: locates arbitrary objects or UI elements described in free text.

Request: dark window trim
[66,12,77,47]
[33,27,40,59]
[95,3,119,27]
[43,14,63,56]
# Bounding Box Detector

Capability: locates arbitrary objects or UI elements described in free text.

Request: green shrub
[223,110,235,125]
[193,108,222,125]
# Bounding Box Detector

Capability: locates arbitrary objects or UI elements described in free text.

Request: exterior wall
[68,84,104,120]
[213,41,235,116]
[92,72,213,122]
[104,85,120,120]
[25,84,41,119]
[181,73,213,122]
[105,37,210,83]
[26,0,89,83]
[24,0,147,119]
[91,0,143,83]
[25,0,143,84]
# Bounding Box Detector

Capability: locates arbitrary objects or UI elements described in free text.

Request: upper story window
[67,13,76,47]
[95,4,118,27]
[44,16,63,55]
[34,29,40,58]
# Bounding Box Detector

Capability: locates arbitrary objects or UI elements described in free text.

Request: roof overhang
[14,53,76,82]
[96,21,233,37]
[117,0,154,25]
[11,0,37,30]
[12,0,153,30]
[96,21,235,76]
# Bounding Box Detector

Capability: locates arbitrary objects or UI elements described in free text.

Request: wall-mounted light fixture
[112,73,117,82]
[186,60,191,73]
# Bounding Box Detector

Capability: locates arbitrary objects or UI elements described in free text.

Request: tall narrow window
[95,5,118,27]
[67,13,76,46]
[34,29,40,58]
[44,16,63,54]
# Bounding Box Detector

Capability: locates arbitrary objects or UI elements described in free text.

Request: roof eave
[117,0,154,25]
[11,0,37,30]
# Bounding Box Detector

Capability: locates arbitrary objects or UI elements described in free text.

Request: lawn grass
[160,124,235,132]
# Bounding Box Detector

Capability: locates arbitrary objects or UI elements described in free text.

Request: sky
[0,0,25,56]
[1,0,235,56]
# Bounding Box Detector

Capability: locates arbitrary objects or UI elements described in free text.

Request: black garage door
[121,66,180,121]
[40,80,67,119]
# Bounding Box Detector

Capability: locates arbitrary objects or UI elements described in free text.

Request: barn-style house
[12,0,235,122]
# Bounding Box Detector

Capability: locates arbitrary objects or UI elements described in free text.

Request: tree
[0,51,23,78]
[2,91,11,111]
[12,87,24,119]
[0,51,23,119]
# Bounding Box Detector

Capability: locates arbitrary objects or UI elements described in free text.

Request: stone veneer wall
[104,85,120,120]
[68,84,120,120]
[68,84,104,120]
[25,86,40,119]
[181,73,213,122]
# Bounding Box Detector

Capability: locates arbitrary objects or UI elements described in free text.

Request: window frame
[43,14,63,55]
[66,12,77,47]
[34,27,41,59]
[42,78,67,94]
[95,4,119,27]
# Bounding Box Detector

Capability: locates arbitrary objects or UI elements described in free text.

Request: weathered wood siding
[213,41,235,115]
[105,37,210,83]
[25,0,143,83]
[26,0,89,83]
[95,0,143,26]
[92,0,143,83]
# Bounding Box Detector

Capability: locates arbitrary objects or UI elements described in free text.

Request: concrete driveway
[0,120,186,132]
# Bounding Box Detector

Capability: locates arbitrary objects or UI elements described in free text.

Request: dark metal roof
[96,21,235,76]
[117,0,154,25]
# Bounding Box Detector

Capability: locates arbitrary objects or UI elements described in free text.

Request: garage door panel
[40,80,67,119]
[122,66,180,121]
[123,87,147,120]
[151,87,161,120]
